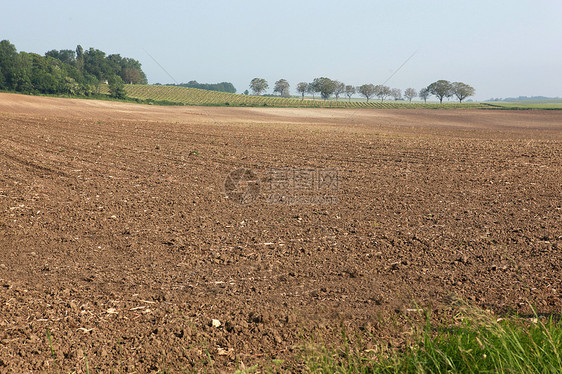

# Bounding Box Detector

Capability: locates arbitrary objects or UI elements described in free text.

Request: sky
[2,0,562,100]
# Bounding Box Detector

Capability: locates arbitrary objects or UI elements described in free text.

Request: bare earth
[1,93,561,372]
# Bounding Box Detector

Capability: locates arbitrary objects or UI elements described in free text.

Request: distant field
[97,84,562,110]
[483,101,562,110]
[100,84,488,109]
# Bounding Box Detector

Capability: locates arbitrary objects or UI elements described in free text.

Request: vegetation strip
[302,309,562,373]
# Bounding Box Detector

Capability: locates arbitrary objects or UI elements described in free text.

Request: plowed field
[1,93,561,372]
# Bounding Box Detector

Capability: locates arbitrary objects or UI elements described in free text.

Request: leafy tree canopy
[427,80,453,103]
[345,85,356,102]
[173,80,236,93]
[273,79,290,97]
[0,39,147,96]
[108,75,127,99]
[250,78,268,96]
[419,87,430,102]
[358,84,376,102]
[296,82,308,100]
[451,82,475,103]
[404,88,417,102]
[313,77,337,100]
[374,85,391,102]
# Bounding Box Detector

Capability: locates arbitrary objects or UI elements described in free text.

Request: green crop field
[99,84,562,110]
[100,84,489,109]
[482,101,562,110]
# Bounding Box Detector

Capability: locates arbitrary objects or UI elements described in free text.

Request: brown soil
[1,93,561,372]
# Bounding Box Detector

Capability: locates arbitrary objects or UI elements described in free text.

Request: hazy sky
[3,0,562,100]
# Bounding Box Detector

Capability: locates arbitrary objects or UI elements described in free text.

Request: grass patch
[482,102,562,110]
[301,308,562,373]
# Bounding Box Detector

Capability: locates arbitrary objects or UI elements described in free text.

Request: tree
[333,81,345,101]
[307,80,319,99]
[250,78,268,95]
[177,81,236,93]
[12,52,33,92]
[45,49,76,65]
[345,85,355,102]
[0,67,5,89]
[82,48,113,82]
[390,88,402,101]
[0,40,145,97]
[30,54,65,94]
[0,40,19,90]
[313,77,336,100]
[374,84,391,102]
[119,57,147,84]
[63,76,80,95]
[122,67,141,85]
[419,87,430,103]
[273,79,290,97]
[427,80,452,104]
[451,82,475,103]
[108,75,127,99]
[404,88,417,102]
[358,84,376,102]
[296,82,308,100]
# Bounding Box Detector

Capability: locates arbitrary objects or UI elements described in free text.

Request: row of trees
[424,80,475,103]
[167,80,236,93]
[250,78,475,103]
[0,40,147,98]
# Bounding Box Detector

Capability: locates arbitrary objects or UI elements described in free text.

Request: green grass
[482,101,562,110]
[46,327,59,374]
[301,308,562,373]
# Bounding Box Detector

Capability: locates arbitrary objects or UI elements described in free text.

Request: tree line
[0,39,475,104]
[0,40,147,99]
[250,77,475,103]
[163,80,237,93]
